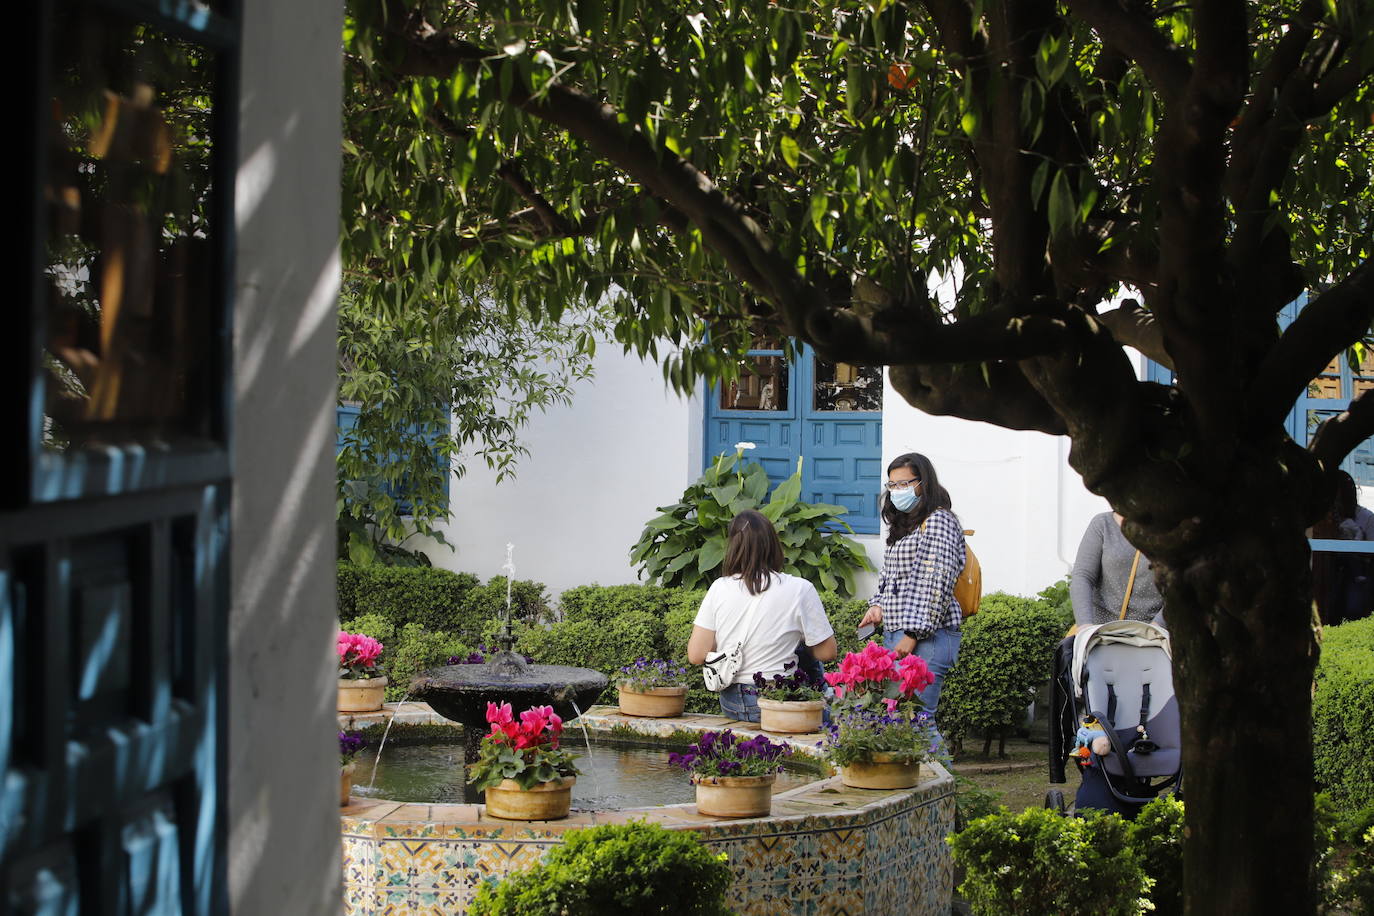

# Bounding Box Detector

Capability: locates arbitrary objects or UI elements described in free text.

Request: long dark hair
[722,509,785,595]
[1335,470,1359,521]
[881,452,954,545]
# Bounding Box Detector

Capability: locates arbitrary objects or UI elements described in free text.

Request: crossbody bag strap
[1119,550,1142,620]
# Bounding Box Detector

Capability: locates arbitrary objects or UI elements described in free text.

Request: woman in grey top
[1070,512,1166,627]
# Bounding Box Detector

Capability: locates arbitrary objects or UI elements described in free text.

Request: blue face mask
[890,487,920,512]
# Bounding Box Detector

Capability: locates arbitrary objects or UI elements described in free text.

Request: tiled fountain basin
[340,705,954,916]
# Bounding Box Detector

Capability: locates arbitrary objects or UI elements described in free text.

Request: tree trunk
[1158,522,1319,915]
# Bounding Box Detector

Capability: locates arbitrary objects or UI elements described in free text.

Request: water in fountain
[367,692,410,791]
[567,699,598,800]
[404,543,609,803]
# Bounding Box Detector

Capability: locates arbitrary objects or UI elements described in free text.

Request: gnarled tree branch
[1251,257,1374,427]
[1310,386,1374,471]
[1062,0,1191,102]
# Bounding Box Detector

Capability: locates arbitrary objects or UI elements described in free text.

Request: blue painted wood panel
[705,344,882,534]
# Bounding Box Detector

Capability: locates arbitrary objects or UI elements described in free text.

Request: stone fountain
[405,545,607,801]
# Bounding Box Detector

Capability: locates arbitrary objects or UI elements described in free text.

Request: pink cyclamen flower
[337,632,383,669]
[898,654,935,696]
[884,697,900,713]
[486,701,515,726]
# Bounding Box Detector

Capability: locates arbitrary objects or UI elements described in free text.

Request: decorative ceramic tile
[339,712,955,915]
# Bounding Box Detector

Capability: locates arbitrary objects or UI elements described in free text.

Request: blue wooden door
[703,341,800,487]
[799,351,883,534]
[5,2,238,911]
[705,344,882,534]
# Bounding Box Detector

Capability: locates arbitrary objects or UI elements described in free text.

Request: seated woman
[686,510,838,723]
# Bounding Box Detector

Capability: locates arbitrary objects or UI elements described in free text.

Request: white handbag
[701,594,765,692]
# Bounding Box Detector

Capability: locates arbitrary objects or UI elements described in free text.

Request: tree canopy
[345,0,1374,910]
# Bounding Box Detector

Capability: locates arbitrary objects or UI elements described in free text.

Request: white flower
[734,441,757,450]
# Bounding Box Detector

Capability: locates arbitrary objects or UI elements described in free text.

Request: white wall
[229,1,342,913]
[880,402,1109,597]
[431,347,1126,605]
[425,345,701,601]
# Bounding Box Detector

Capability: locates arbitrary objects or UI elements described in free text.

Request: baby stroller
[1048,620,1182,817]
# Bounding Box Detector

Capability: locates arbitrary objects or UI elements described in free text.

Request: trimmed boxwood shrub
[514,609,666,707]
[824,593,870,658]
[938,592,1064,756]
[468,821,732,916]
[662,588,716,713]
[950,807,1151,916]
[1129,796,1185,916]
[1314,616,1374,811]
[337,563,481,635]
[383,624,469,699]
[559,584,673,623]
[460,575,553,630]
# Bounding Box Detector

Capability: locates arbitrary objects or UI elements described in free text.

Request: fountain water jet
[405,544,608,801]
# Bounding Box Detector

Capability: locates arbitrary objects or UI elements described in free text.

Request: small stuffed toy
[1072,718,1112,764]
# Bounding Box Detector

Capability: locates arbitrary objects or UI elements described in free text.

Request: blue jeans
[718,684,760,723]
[884,626,962,715]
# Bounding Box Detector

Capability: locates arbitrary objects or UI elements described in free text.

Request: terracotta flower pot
[617,685,688,718]
[757,697,826,734]
[340,763,355,806]
[693,773,776,818]
[840,752,922,789]
[484,777,576,821]
[337,675,387,713]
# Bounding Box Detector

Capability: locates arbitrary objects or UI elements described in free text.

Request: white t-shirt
[694,573,834,685]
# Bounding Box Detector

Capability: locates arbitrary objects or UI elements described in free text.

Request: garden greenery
[467,702,579,792]
[617,658,689,692]
[336,284,603,568]
[949,807,1152,916]
[629,450,872,597]
[937,592,1064,756]
[1313,617,1374,811]
[466,822,732,916]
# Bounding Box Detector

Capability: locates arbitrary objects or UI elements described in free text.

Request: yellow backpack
[955,531,981,617]
[918,520,982,617]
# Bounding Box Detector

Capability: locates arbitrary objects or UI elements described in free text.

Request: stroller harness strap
[1106,684,1117,726]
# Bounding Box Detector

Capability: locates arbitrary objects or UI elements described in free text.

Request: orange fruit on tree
[888,63,916,91]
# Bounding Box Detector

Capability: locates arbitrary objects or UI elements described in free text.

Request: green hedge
[938,592,1064,753]
[950,807,1151,915]
[337,563,481,635]
[468,822,731,916]
[1314,616,1374,810]
[559,584,673,624]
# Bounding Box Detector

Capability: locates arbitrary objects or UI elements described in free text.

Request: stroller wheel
[1044,789,1066,815]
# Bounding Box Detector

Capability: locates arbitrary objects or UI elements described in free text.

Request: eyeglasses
[884,479,921,491]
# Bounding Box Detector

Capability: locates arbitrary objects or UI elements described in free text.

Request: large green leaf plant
[630,448,872,597]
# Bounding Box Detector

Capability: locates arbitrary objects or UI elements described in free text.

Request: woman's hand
[893,634,917,658]
[860,605,884,627]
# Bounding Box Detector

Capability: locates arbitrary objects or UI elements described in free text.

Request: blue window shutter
[336,404,449,516]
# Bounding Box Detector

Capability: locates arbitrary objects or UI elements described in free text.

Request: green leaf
[709,481,743,507]
[781,135,800,170]
[697,535,727,573]
[1047,170,1075,234]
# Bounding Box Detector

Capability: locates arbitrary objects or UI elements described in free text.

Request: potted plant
[669,729,792,818]
[616,657,690,717]
[468,701,580,820]
[339,731,366,806]
[822,642,938,789]
[337,630,387,712]
[752,661,827,734]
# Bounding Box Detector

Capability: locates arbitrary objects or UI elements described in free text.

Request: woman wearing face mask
[857,453,965,714]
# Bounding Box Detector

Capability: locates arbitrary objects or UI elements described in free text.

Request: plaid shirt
[870,508,965,639]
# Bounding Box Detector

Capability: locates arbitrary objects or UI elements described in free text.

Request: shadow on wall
[228,2,344,914]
